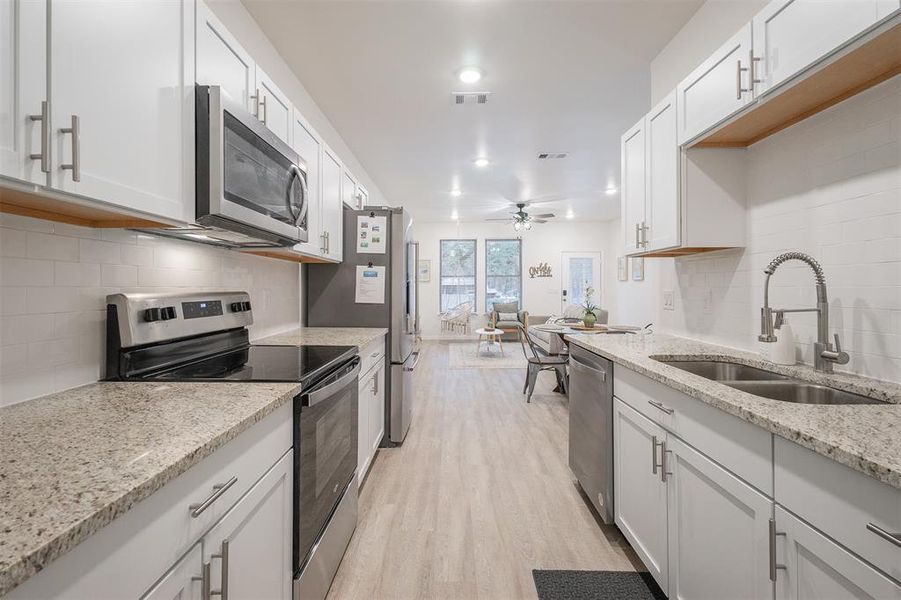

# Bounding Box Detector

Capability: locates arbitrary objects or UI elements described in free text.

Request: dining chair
[517,324,568,403]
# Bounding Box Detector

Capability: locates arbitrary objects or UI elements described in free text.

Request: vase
[582,313,597,328]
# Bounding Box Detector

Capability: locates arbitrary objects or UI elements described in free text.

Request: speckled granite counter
[256,326,388,348]
[0,381,301,596]
[565,333,901,490]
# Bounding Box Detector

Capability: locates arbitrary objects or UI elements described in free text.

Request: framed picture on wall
[631,257,645,281]
[617,257,628,282]
[417,259,431,282]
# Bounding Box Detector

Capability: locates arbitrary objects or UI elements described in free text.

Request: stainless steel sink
[656,359,886,405]
[726,381,885,405]
[661,360,789,381]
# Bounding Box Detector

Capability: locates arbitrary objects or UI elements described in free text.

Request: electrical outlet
[663,290,675,311]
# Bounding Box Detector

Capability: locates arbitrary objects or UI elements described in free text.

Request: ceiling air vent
[453,92,490,105]
[537,152,568,159]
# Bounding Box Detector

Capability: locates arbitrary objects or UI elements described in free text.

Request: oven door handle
[303,358,361,408]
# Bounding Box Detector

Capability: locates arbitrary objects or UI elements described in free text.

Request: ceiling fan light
[513,221,522,231]
[524,222,532,231]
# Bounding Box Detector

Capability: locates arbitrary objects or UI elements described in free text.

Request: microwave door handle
[287,164,308,227]
[304,359,361,407]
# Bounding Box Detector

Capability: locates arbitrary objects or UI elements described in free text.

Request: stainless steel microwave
[195,85,309,247]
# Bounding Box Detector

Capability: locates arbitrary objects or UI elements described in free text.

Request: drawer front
[775,436,901,580]
[360,335,386,377]
[615,368,772,494]
[8,402,293,599]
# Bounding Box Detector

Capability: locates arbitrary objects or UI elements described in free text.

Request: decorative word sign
[529,262,553,278]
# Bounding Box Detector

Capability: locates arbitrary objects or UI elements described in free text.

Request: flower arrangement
[582,285,598,328]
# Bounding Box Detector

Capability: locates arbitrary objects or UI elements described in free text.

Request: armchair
[489,302,528,341]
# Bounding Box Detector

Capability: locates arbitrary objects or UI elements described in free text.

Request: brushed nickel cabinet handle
[28,100,50,173]
[250,88,260,117]
[867,522,901,548]
[189,476,238,517]
[648,399,674,415]
[634,222,640,249]
[259,95,267,125]
[769,518,787,581]
[211,539,229,598]
[193,561,212,600]
[749,49,762,86]
[651,435,664,475]
[660,441,672,482]
[736,59,751,100]
[59,115,80,182]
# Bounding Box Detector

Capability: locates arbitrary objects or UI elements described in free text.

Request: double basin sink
[655,360,886,405]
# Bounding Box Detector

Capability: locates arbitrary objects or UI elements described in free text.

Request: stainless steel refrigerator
[305,207,420,445]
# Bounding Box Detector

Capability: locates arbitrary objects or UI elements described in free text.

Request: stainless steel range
[104,291,359,600]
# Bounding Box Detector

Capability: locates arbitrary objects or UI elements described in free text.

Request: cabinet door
[753,0,899,96]
[369,363,385,458]
[775,506,901,600]
[643,91,680,253]
[613,398,668,591]
[358,371,373,485]
[666,435,773,600]
[357,185,369,209]
[196,0,255,112]
[620,118,646,255]
[321,147,343,261]
[0,0,47,185]
[50,0,192,223]
[342,169,358,209]
[203,450,293,600]
[255,67,292,146]
[676,24,754,145]
[292,114,322,257]
[140,544,203,600]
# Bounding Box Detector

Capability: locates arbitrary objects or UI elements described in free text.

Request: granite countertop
[255,326,388,348]
[0,381,301,596]
[565,333,901,490]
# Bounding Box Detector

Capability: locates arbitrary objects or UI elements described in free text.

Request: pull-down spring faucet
[759,252,849,373]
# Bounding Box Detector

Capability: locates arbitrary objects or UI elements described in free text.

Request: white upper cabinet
[255,67,293,146]
[196,1,255,112]
[775,506,901,600]
[50,0,192,223]
[292,114,322,258]
[620,118,646,255]
[357,185,369,209]
[643,91,680,253]
[342,169,358,209]
[753,0,900,95]
[321,147,343,261]
[0,0,47,186]
[676,24,755,145]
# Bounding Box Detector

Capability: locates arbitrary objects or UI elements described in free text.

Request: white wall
[0,214,301,407]
[204,0,386,205]
[416,221,609,337]
[608,19,901,383]
[649,0,767,105]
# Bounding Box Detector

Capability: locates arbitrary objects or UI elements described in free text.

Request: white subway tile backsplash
[656,77,901,383]
[0,216,301,406]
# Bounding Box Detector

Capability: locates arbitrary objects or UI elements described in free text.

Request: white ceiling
[243,0,702,223]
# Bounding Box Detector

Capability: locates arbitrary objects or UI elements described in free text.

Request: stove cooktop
[138,344,357,387]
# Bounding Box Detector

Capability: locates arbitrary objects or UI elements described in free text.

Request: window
[439,239,477,312]
[485,239,522,312]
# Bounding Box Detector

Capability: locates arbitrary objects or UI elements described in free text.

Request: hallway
[328,341,640,599]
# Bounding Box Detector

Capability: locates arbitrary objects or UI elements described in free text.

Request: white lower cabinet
[774,506,901,599]
[357,337,386,486]
[666,435,772,600]
[613,398,669,591]
[200,451,293,600]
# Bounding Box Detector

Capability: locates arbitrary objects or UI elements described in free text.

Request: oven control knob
[242,301,252,312]
[144,307,162,322]
[230,302,242,312]
[161,306,177,320]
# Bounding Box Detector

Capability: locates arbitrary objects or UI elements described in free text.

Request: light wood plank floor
[328,340,640,600]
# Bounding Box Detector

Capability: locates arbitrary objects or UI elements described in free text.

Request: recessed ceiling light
[566,210,574,219]
[450,189,462,197]
[473,157,490,168]
[451,211,459,220]
[605,186,618,196]
[457,67,483,84]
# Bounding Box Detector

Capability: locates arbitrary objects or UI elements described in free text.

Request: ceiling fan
[486,202,556,231]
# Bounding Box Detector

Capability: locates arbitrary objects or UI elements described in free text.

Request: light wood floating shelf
[0,185,169,229]
[639,247,734,258]
[243,249,334,264]
[694,22,901,148]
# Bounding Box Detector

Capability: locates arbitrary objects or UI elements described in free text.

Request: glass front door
[561,252,602,314]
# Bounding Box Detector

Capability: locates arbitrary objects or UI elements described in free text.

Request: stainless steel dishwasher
[568,343,614,524]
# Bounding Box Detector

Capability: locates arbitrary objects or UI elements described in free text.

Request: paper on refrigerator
[356,215,387,254]
[355,265,386,304]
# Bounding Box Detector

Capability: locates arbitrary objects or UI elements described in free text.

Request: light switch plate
[663,290,675,311]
